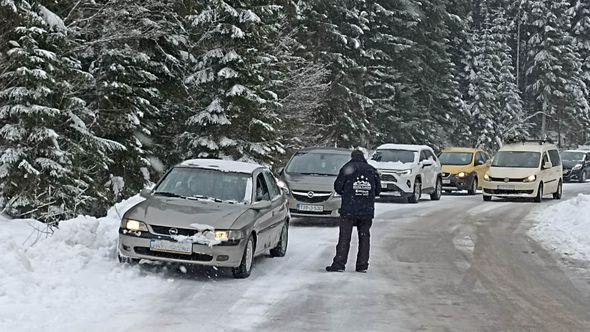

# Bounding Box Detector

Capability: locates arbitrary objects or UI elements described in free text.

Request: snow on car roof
[501,142,556,152]
[375,144,433,152]
[179,159,264,174]
[564,150,589,154]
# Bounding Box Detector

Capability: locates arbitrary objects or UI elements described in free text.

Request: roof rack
[504,137,554,145]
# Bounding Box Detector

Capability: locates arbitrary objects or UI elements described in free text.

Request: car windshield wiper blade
[190,195,224,203]
[153,191,185,198]
[298,172,334,176]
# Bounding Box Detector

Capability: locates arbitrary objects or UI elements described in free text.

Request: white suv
[369,144,443,203]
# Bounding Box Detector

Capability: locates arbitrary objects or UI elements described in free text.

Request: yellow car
[438,148,491,195]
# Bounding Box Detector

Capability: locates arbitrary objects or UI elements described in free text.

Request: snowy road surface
[3,184,590,331]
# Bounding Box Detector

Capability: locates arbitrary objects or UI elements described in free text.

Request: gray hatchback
[118,159,289,278]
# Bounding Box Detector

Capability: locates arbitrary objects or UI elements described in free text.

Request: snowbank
[529,194,590,261]
[0,196,175,331]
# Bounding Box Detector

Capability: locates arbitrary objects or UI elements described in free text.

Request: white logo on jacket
[352,175,372,196]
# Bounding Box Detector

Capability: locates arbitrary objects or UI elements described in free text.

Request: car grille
[292,191,332,203]
[489,177,526,183]
[484,189,534,195]
[134,247,213,261]
[150,225,198,237]
[380,174,397,182]
[381,183,401,192]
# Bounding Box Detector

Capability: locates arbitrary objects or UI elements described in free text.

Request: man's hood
[283,173,337,192]
[124,196,249,229]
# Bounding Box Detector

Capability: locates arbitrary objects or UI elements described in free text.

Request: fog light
[217,255,229,261]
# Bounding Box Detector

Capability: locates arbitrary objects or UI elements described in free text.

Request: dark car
[562,150,590,183]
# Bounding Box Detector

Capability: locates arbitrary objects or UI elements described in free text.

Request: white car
[369,144,443,203]
[481,139,563,202]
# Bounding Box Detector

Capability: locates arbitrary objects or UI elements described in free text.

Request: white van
[481,139,563,202]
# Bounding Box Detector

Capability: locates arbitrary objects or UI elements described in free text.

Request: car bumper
[287,195,341,218]
[118,231,245,268]
[481,180,538,198]
[441,174,473,191]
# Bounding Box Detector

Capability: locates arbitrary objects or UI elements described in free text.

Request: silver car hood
[284,173,336,192]
[124,196,249,230]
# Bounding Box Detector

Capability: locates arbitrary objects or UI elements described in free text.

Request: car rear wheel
[430,177,442,201]
[408,180,421,204]
[553,181,562,200]
[468,178,478,195]
[534,183,543,203]
[233,235,254,279]
[270,222,288,257]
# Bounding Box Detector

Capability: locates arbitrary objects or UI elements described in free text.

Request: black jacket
[334,154,381,219]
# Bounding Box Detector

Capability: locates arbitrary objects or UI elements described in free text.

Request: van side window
[548,150,561,166]
[542,153,550,167]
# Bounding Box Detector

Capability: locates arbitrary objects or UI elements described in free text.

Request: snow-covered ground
[529,194,590,261]
[0,195,179,331]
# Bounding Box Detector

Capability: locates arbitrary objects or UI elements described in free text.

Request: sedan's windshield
[371,149,417,163]
[154,167,251,203]
[492,151,541,168]
[562,151,586,162]
[439,152,473,166]
[285,152,350,176]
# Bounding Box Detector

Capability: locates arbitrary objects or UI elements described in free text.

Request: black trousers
[331,217,373,270]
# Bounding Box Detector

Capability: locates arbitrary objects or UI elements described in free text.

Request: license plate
[442,179,451,185]
[297,204,324,212]
[497,185,515,190]
[150,240,192,255]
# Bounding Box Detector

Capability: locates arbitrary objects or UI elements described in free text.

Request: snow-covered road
[2,184,590,331]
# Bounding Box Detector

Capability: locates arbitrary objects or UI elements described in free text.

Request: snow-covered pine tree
[570,0,590,143]
[520,0,588,143]
[0,2,110,221]
[296,0,372,148]
[490,7,527,147]
[181,1,283,164]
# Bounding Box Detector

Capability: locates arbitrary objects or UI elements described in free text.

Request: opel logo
[504,178,509,183]
[169,228,179,236]
[307,191,315,198]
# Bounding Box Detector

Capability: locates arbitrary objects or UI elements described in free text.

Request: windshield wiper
[153,191,186,199]
[189,195,224,203]
[298,172,334,176]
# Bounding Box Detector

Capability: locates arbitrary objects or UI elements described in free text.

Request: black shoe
[325,265,344,272]
[355,268,367,273]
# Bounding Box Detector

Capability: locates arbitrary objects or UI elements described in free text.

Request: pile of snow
[0,196,175,331]
[529,194,590,261]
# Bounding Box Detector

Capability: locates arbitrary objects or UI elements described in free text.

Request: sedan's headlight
[573,164,583,170]
[123,219,148,232]
[457,172,466,178]
[395,169,412,176]
[215,230,244,241]
[523,174,537,183]
[484,173,490,181]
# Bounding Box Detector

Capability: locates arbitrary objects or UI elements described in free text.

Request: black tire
[534,183,543,203]
[483,195,492,201]
[270,222,288,257]
[553,180,563,200]
[580,171,587,183]
[233,235,255,279]
[430,177,442,201]
[467,177,478,195]
[407,179,422,204]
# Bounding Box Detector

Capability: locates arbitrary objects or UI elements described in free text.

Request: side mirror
[422,160,433,168]
[250,200,271,210]
[476,160,485,166]
[543,161,552,170]
[140,188,153,198]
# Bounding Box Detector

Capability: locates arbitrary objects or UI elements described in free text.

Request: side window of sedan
[263,171,281,200]
[255,174,271,202]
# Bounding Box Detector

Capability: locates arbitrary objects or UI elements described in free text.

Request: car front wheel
[534,183,543,203]
[580,171,587,183]
[233,235,254,279]
[270,222,288,257]
[408,180,421,204]
[468,177,478,195]
[430,177,442,201]
[553,180,562,200]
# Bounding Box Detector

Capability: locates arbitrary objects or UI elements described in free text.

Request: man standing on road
[326,149,381,273]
